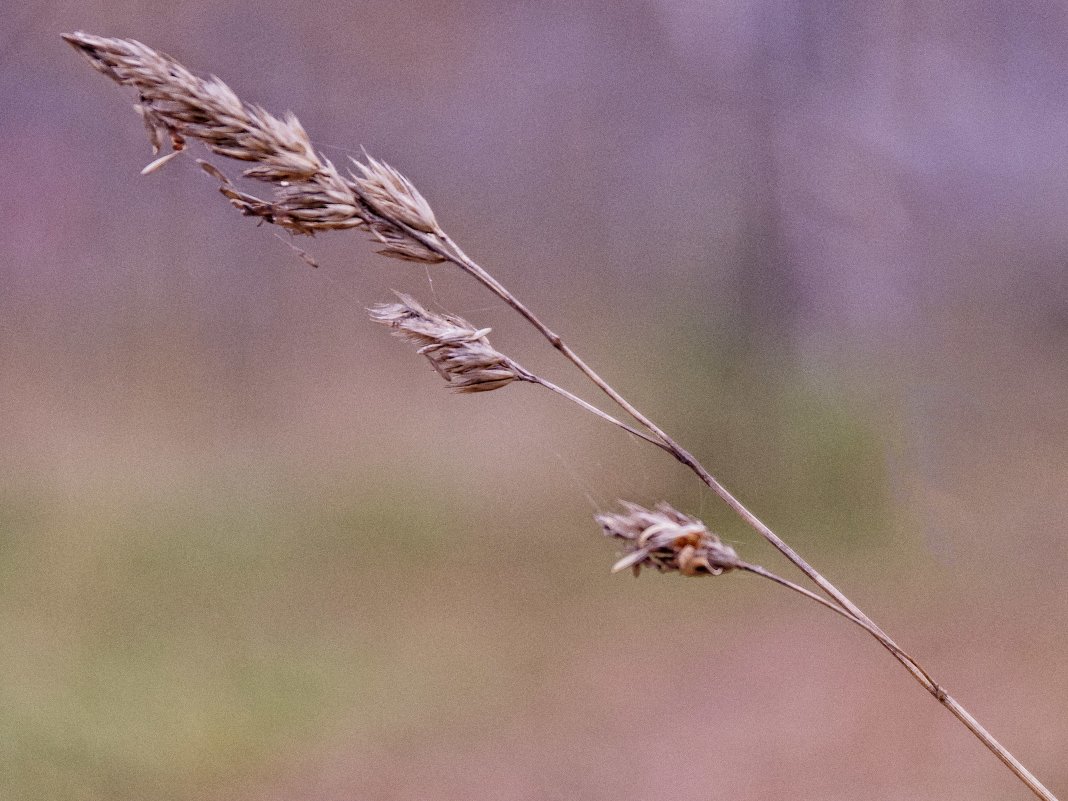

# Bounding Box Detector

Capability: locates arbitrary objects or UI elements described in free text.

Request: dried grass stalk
[64,31,1061,801]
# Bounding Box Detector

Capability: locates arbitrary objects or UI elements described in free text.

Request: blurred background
[2,1,1067,799]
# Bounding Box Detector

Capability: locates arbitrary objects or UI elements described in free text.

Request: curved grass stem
[404,225,1060,801]
[517,370,671,452]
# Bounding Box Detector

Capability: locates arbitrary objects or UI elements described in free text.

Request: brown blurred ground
[1,2,1067,800]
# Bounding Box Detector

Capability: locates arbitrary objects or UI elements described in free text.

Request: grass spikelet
[369,294,524,392]
[597,502,741,576]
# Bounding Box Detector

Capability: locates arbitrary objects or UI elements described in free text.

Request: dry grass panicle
[369,294,524,393]
[62,30,444,262]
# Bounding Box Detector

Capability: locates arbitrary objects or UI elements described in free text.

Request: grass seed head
[369,294,523,393]
[353,156,440,235]
[62,31,441,253]
[597,502,741,577]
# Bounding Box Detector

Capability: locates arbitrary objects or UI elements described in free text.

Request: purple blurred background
[2,2,1066,800]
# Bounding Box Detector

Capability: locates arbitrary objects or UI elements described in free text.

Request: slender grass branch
[518,371,672,452]
[738,563,937,683]
[403,223,1061,801]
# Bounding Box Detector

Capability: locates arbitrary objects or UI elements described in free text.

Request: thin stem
[739,563,936,684]
[440,233,669,443]
[518,371,671,452]
[740,563,876,628]
[741,562,1056,801]
[402,225,1060,801]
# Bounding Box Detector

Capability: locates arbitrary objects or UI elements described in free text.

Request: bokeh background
[2,2,1067,799]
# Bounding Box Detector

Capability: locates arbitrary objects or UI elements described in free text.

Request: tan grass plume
[62,31,444,264]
